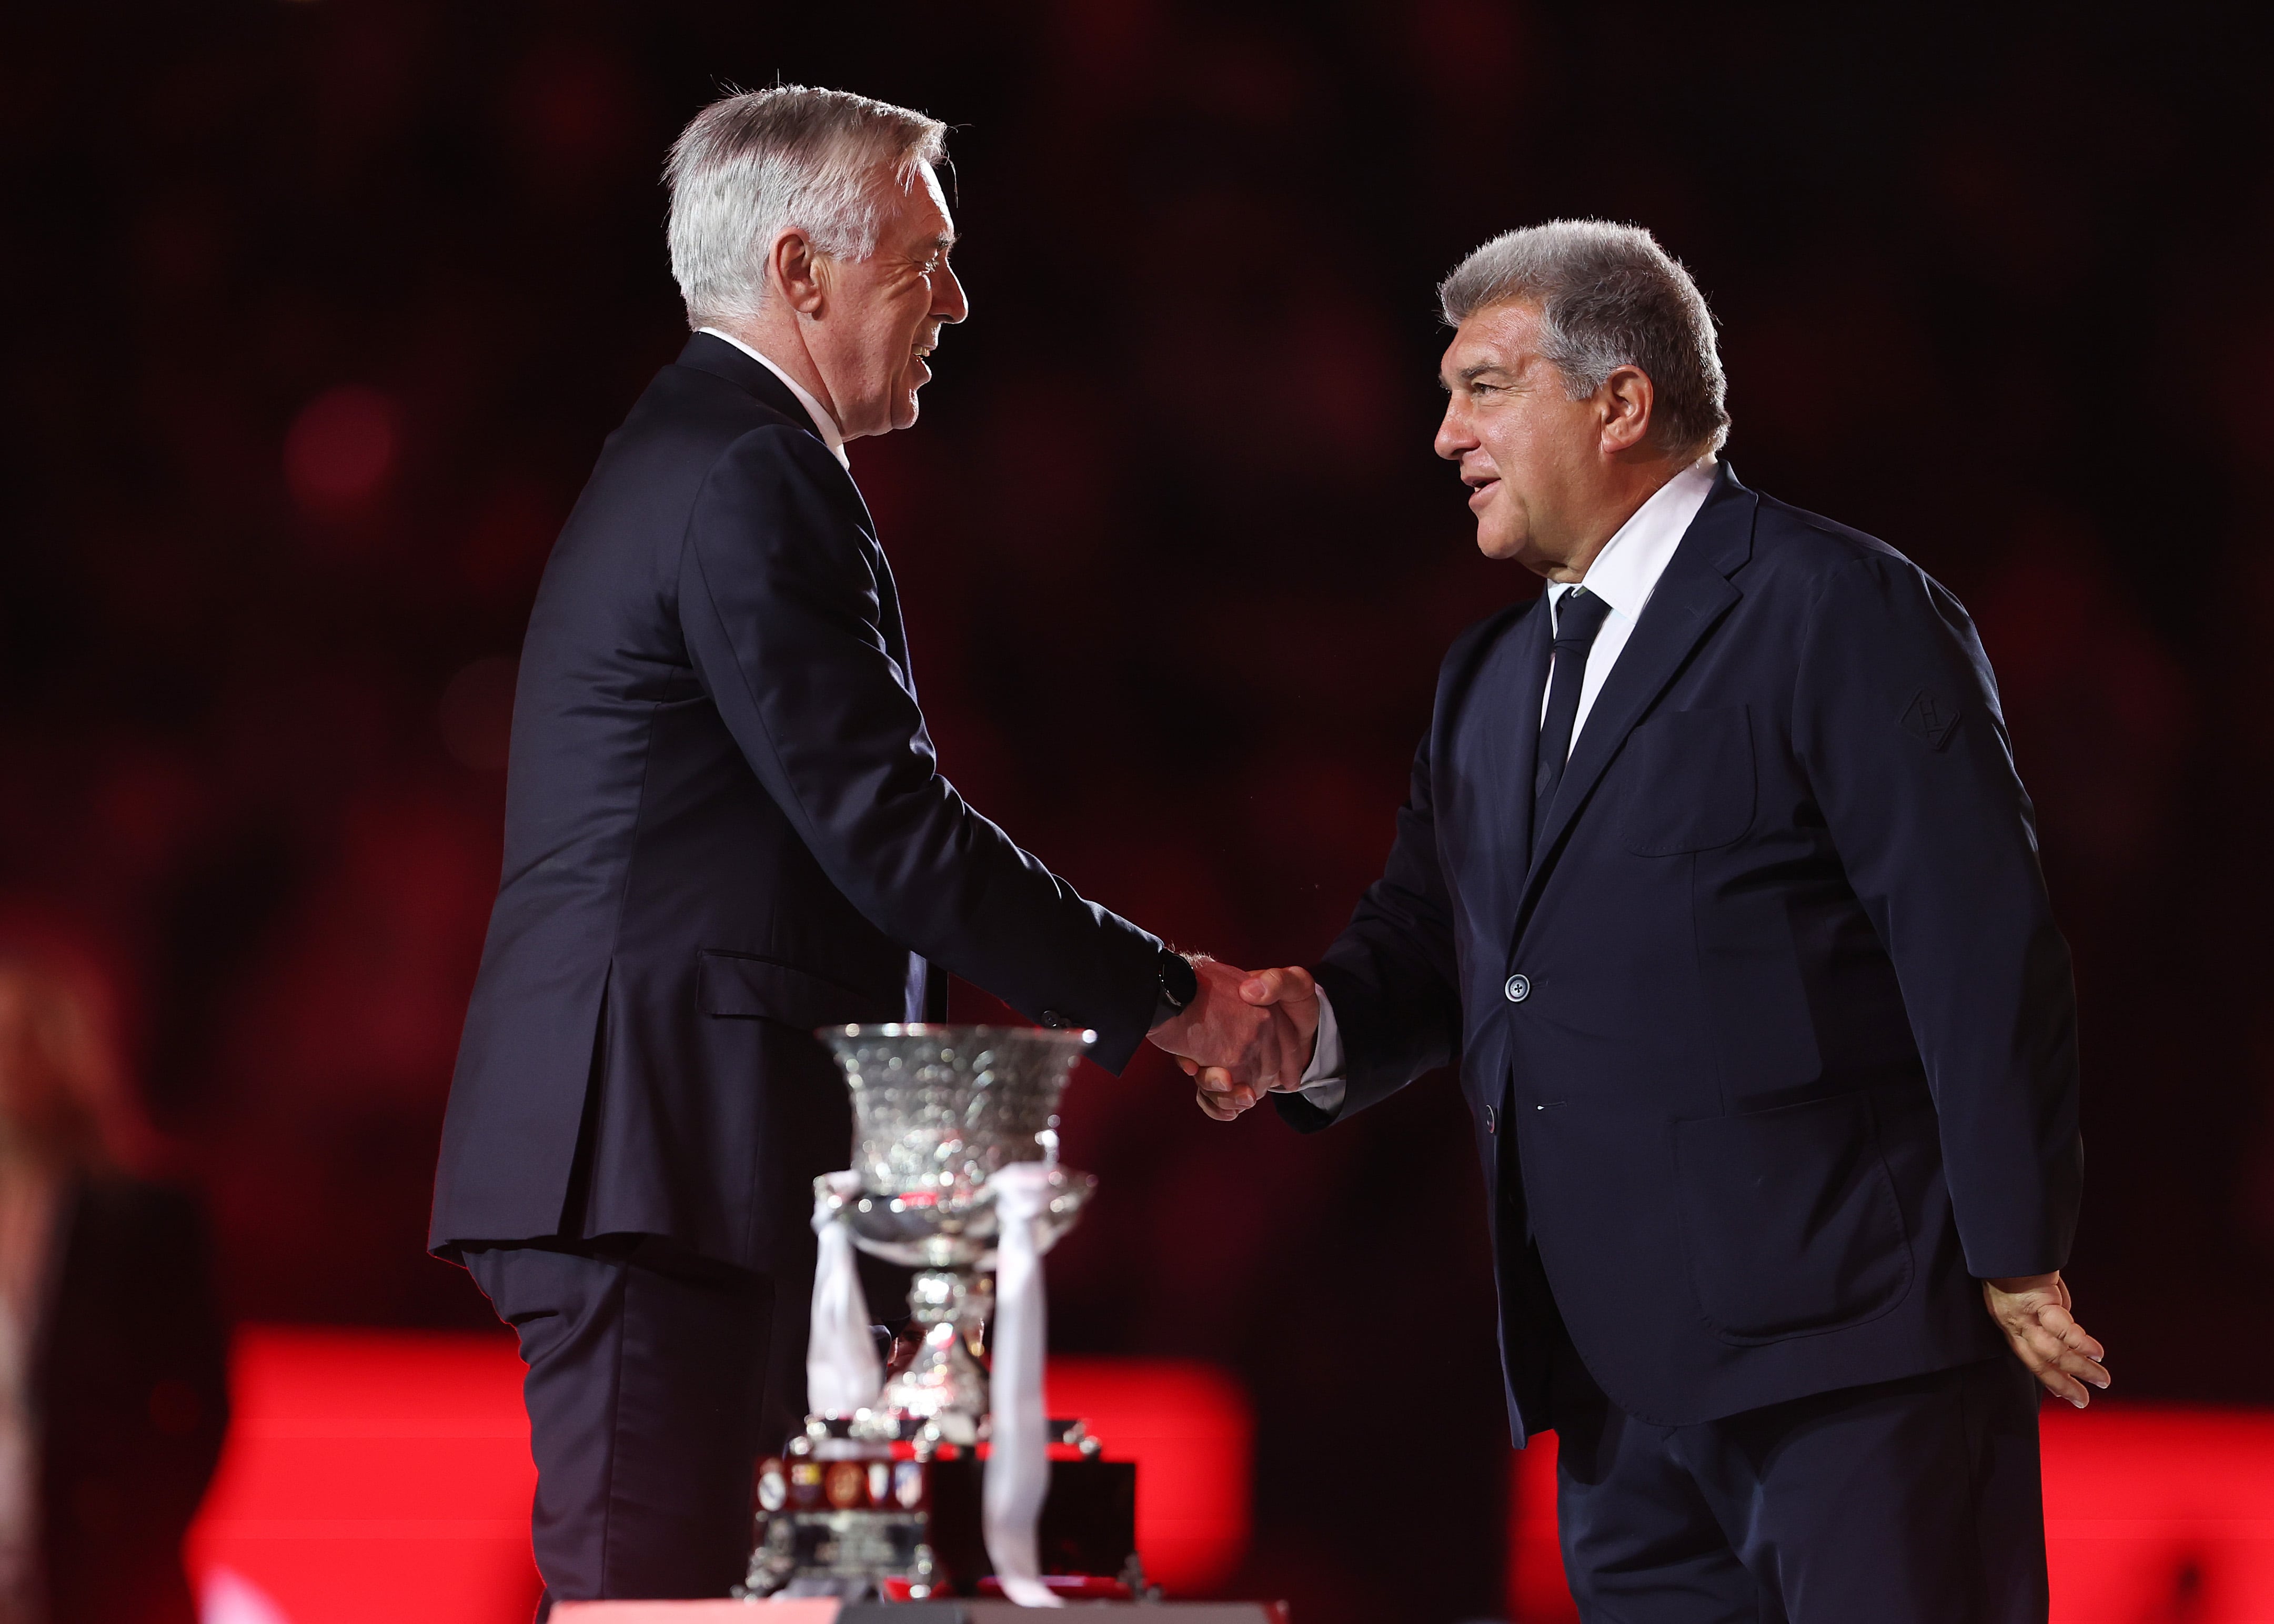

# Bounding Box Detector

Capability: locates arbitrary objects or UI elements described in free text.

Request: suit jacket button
[1504,974,1531,1004]
[1039,1009,1068,1029]
[1483,1105,1498,1134]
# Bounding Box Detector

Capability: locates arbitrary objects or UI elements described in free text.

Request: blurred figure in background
[0,932,228,1624]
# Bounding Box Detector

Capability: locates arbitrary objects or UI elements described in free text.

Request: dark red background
[5,4,2272,1620]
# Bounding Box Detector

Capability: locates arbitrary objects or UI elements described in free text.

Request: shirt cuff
[1294,984,1347,1115]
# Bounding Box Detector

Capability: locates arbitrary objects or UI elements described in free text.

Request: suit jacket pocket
[1621,707,1754,855]
[696,949,892,1032]
[1673,1092,1913,1344]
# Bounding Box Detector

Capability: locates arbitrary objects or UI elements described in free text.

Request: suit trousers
[1548,1329,2048,1624]
[464,1237,797,1612]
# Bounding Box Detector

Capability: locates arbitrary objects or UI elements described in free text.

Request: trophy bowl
[822,1024,1096,1211]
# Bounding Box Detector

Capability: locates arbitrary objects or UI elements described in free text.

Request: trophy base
[747,1434,1139,1601]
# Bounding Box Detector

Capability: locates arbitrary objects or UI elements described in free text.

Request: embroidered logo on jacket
[1899,687,1961,751]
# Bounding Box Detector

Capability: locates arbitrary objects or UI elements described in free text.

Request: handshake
[1144,956,1321,1122]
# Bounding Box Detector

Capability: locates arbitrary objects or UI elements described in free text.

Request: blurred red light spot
[1506,1433,1576,1623]
[512,48,634,167]
[1048,1357,1253,1596]
[2039,1404,2274,1622]
[285,386,398,514]
[188,1328,539,1624]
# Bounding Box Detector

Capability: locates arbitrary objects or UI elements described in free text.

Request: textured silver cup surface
[819,1024,1095,1211]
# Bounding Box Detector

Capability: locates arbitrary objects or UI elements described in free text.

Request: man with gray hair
[428,85,1292,1606]
[1197,221,2103,1620]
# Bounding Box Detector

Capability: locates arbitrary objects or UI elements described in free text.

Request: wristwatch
[1150,947,1199,1031]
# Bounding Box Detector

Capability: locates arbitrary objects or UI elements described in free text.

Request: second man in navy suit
[1203,221,2107,1623]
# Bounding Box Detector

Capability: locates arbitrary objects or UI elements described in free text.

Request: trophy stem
[876,1268,991,1445]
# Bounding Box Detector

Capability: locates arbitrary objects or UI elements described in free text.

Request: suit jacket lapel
[675,334,908,704]
[1456,605,1551,943]
[872,542,917,694]
[1513,470,1759,931]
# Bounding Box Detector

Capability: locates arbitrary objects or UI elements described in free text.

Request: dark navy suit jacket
[431,334,1161,1273]
[1281,463,2082,1437]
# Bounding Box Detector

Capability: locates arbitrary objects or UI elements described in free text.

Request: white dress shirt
[695,326,850,471]
[1296,456,1720,1110]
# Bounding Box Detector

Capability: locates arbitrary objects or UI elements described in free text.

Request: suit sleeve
[1793,551,2083,1279]
[678,426,1162,1070]
[1277,727,1464,1133]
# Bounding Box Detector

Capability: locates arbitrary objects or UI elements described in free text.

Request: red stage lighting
[284,386,398,517]
[188,1330,1255,1619]
[188,1329,539,1624]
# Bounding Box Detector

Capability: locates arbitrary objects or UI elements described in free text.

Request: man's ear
[1599,364,1656,456]
[768,228,828,316]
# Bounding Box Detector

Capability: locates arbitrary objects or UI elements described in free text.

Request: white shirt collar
[695,327,850,471]
[1551,455,1720,625]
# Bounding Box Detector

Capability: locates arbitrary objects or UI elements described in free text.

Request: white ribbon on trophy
[807,1171,882,1416]
[981,1161,1062,1608]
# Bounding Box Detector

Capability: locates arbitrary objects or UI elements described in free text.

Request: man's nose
[935,262,969,325]
[1434,402,1473,461]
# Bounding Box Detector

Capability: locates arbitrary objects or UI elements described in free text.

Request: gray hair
[665,85,948,329]
[1438,220,1729,456]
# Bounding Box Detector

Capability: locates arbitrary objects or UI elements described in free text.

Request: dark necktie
[1533,587,1612,848]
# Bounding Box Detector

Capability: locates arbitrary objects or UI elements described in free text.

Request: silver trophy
[824,1024,1094,1445]
[747,1024,1121,1601]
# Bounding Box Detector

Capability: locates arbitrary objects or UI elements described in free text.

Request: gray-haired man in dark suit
[430,86,1303,1606]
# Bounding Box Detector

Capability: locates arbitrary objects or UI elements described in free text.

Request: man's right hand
[1173,966,1320,1122]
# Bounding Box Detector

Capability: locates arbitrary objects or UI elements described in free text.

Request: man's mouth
[1464,474,1500,508]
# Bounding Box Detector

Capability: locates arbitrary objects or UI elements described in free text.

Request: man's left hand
[1983,1270,2109,1407]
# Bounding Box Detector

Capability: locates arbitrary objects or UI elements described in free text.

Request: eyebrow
[1440,361,1512,390]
